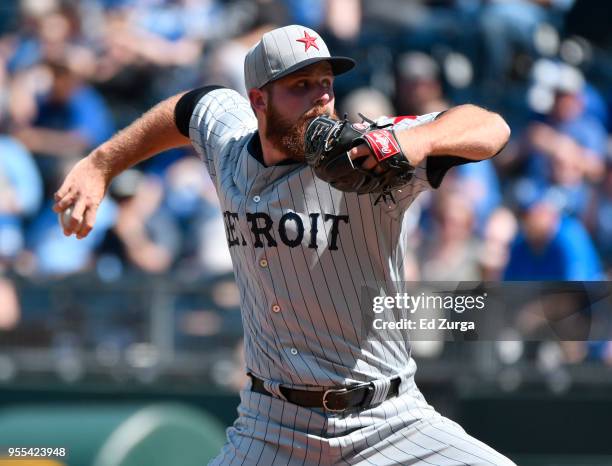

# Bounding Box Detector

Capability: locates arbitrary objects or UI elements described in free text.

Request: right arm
[53,92,190,239]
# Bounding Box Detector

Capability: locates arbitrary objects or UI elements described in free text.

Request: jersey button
[290,348,298,355]
[259,258,268,268]
[253,195,261,203]
[271,304,281,313]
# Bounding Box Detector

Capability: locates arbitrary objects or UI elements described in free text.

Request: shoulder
[195,87,249,109]
[189,87,251,116]
[177,86,255,138]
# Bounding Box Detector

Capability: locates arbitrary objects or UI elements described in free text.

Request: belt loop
[263,379,288,401]
[370,377,391,406]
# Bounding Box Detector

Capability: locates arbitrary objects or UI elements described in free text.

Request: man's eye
[295,81,308,89]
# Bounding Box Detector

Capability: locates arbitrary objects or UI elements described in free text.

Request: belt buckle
[322,387,348,413]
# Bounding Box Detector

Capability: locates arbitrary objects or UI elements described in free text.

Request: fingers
[52,187,76,213]
[349,145,371,161]
[76,206,97,239]
[349,146,384,173]
[54,184,68,202]
[66,198,86,233]
[58,199,83,237]
[57,195,98,239]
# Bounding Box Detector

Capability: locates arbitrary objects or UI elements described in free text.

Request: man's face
[49,65,78,102]
[523,202,559,250]
[551,91,583,122]
[262,61,337,161]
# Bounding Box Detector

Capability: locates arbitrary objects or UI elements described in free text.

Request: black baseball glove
[304,114,415,194]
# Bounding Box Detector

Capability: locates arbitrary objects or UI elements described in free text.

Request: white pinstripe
[190,88,515,465]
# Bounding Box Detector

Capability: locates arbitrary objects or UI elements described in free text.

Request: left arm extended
[397,104,511,166]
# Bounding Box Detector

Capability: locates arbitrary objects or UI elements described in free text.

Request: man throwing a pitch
[54,25,514,465]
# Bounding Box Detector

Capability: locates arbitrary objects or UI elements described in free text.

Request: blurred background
[0,0,611,465]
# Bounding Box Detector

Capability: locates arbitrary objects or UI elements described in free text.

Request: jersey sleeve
[186,87,257,183]
[370,112,475,218]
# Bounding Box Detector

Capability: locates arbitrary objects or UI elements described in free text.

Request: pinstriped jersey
[188,87,444,389]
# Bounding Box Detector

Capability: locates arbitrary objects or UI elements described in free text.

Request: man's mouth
[302,106,330,122]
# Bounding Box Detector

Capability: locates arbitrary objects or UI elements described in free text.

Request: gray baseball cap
[244,24,355,91]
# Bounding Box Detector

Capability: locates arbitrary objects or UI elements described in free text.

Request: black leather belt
[249,374,401,413]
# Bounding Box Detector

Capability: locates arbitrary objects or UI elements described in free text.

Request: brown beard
[265,101,337,162]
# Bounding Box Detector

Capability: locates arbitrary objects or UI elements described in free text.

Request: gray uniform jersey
[189,88,440,389]
[189,88,516,466]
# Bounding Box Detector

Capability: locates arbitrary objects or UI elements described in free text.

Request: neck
[260,136,289,166]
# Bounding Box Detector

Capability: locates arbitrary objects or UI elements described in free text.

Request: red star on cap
[296,31,319,52]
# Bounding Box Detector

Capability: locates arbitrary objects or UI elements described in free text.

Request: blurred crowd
[1,0,612,369]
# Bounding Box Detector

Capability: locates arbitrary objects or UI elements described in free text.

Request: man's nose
[313,88,332,106]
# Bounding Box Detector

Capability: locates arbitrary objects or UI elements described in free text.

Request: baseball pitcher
[54,24,514,466]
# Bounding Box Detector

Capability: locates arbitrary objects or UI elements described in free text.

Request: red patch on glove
[364,129,401,162]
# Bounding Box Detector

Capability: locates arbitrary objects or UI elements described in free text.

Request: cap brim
[264,56,355,87]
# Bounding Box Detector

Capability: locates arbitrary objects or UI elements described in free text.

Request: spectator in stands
[12,56,114,195]
[479,0,575,98]
[206,4,282,96]
[479,207,519,280]
[585,160,612,275]
[101,0,206,70]
[325,0,362,43]
[454,160,503,235]
[0,133,43,267]
[504,195,604,280]
[420,189,482,281]
[361,0,477,53]
[521,64,606,216]
[162,157,232,277]
[0,55,43,270]
[96,169,181,277]
[18,57,114,152]
[340,87,395,123]
[395,51,448,116]
[6,0,88,74]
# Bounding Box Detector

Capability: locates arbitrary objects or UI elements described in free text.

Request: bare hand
[52,155,110,239]
[348,144,384,173]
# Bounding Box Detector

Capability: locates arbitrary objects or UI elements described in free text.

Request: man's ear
[248,88,267,114]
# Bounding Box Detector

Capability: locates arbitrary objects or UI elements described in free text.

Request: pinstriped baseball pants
[209,379,516,466]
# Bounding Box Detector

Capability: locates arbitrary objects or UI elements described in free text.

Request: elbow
[487,112,511,159]
[497,113,512,147]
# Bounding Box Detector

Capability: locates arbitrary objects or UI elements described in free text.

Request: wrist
[89,147,118,181]
[396,127,429,166]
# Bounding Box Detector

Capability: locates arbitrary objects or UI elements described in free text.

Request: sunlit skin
[248,61,382,171]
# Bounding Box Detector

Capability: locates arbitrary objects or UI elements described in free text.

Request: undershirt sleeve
[174,85,225,137]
